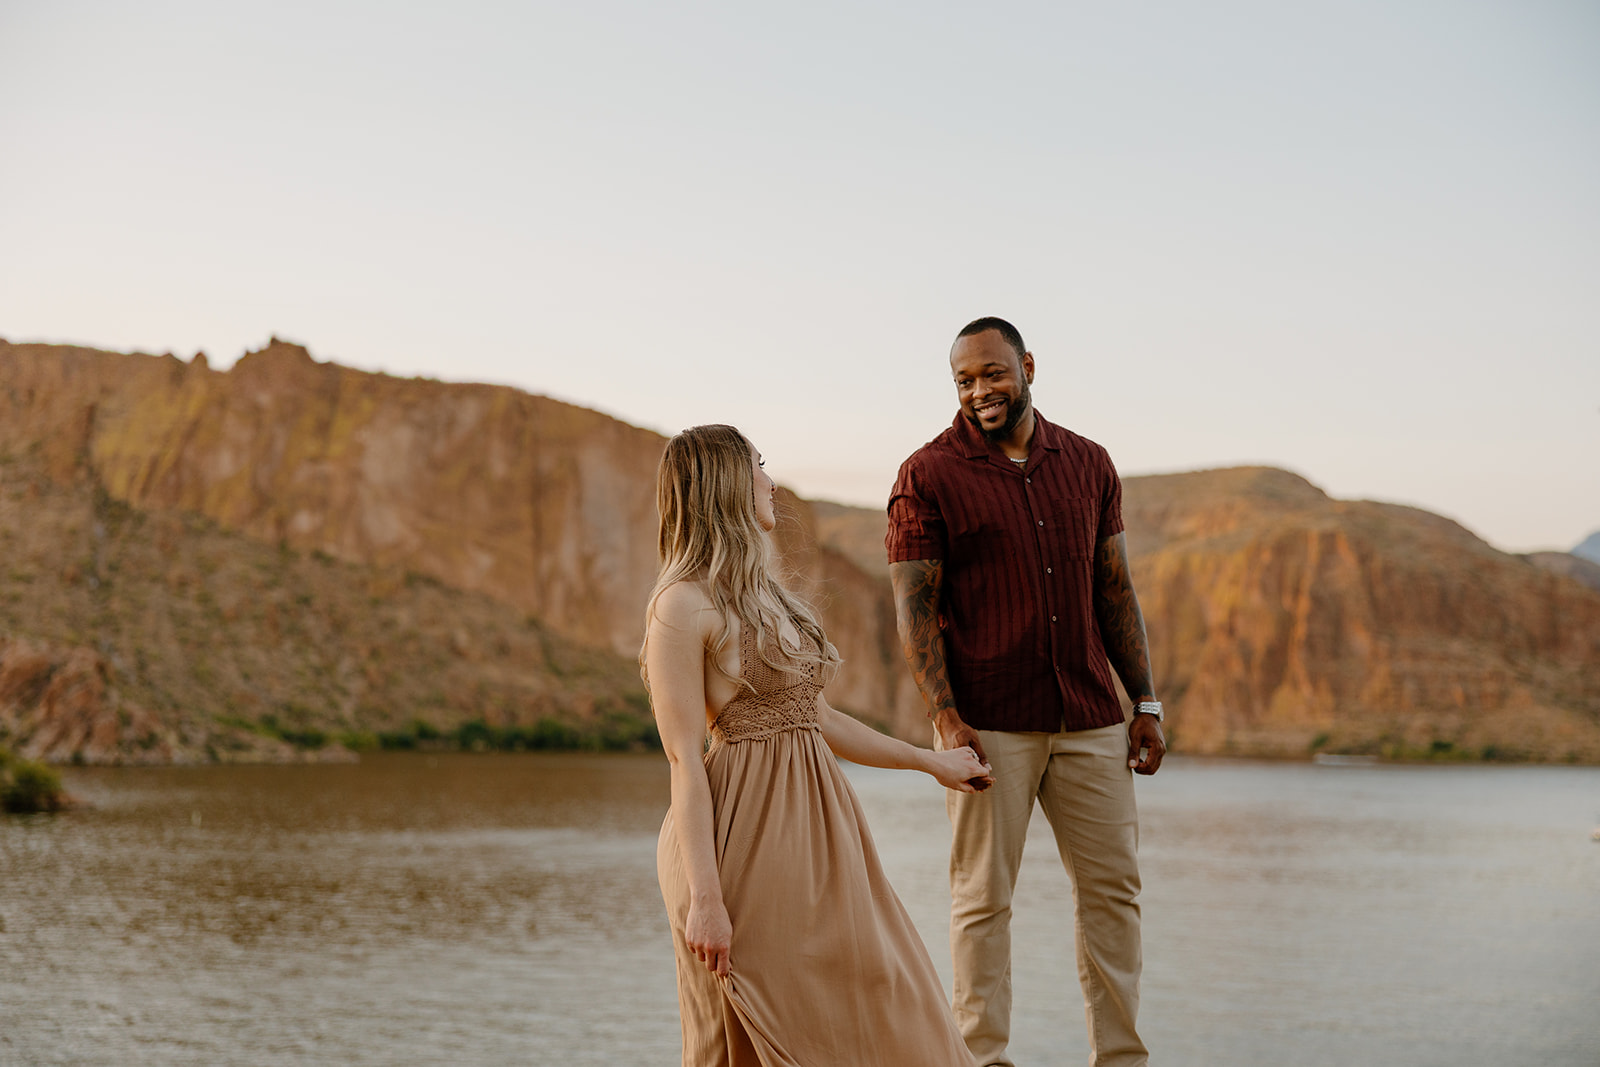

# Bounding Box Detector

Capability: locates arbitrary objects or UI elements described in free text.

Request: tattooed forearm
[889,559,957,719]
[1092,533,1155,702]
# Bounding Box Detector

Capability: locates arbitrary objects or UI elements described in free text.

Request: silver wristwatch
[1134,701,1163,723]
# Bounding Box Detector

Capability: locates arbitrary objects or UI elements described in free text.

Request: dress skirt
[657,724,974,1066]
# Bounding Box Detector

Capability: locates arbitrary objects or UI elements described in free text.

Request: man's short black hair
[955,316,1027,361]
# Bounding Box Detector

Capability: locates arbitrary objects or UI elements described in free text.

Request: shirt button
[1051,615,1057,622]
[1037,520,1044,526]
[1046,567,1052,574]
[1026,478,1031,484]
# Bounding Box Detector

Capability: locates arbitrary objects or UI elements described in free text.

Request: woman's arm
[647,583,732,978]
[817,698,992,792]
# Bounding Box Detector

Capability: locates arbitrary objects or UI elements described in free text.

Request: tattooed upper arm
[1092,533,1156,703]
[889,559,956,718]
[1093,532,1133,592]
[890,558,941,610]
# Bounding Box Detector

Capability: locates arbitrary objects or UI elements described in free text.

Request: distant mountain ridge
[1523,551,1600,593]
[1573,531,1600,566]
[2,338,1598,763]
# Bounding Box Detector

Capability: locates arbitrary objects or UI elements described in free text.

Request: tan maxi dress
[656,622,975,1066]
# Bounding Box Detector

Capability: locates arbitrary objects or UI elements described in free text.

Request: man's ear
[1021,351,1036,384]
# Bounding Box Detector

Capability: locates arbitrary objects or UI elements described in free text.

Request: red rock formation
[1125,468,1600,759]
[0,339,921,755]
[0,446,651,765]
[4,339,1597,761]
[0,634,189,764]
[771,468,1600,761]
[2,339,663,657]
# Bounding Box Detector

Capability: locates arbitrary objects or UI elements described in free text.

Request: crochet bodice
[709,619,824,744]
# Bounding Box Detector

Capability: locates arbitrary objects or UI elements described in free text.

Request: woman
[645,424,991,1066]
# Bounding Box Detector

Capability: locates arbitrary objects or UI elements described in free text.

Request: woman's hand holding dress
[685,896,733,978]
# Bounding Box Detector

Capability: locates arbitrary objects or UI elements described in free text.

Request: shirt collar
[950,408,1065,461]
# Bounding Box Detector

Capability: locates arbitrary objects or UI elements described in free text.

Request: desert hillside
[0,448,649,764]
[1122,467,1600,758]
[801,469,1600,761]
[0,339,909,760]
[3,338,1597,763]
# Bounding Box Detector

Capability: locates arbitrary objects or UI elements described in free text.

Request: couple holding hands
[645,317,1165,1067]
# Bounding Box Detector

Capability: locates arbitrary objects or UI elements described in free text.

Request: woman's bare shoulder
[651,579,719,635]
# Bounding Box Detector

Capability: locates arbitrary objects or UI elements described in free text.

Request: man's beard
[968,379,1031,443]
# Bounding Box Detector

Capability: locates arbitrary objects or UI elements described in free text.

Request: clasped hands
[932,712,994,792]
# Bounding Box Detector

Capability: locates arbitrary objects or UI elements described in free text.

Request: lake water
[2,753,1597,1066]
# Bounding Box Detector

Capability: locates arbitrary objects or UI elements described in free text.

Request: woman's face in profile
[750,442,777,533]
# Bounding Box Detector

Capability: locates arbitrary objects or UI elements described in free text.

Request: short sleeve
[886,457,947,563]
[1098,450,1124,542]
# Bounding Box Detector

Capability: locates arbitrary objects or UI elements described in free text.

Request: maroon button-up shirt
[886,411,1126,734]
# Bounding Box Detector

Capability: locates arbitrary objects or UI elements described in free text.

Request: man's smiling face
[950,328,1035,443]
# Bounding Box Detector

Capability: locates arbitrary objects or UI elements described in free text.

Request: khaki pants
[943,722,1147,1067]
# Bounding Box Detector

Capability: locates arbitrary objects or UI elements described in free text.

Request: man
[887,316,1164,1067]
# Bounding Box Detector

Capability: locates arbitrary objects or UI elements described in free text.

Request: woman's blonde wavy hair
[640,424,839,689]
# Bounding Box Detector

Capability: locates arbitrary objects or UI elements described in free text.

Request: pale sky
[2,1,1596,552]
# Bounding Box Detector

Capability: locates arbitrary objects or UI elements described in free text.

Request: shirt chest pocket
[1051,498,1098,561]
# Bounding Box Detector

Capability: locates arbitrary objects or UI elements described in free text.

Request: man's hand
[933,708,993,790]
[1127,713,1165,775]
[933,707,987,763]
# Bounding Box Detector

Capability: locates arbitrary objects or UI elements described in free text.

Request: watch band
[1134,700,1163,722]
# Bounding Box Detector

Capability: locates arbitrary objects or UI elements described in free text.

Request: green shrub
[377,727,418,751]
[455,719,495,752]
[337,730,380,752]
[276,727,327,750]
[231,713,330,751]
[360,712,660,754]
[374,719,446,750]
[1,749,68,814]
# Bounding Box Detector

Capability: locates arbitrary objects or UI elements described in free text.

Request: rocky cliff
[0,448,651,764]
[1122,467,1600,760]
[0,339,914,761]
[3,339,1597,763]
[1,339,665,656]
[792,470,1600,761]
